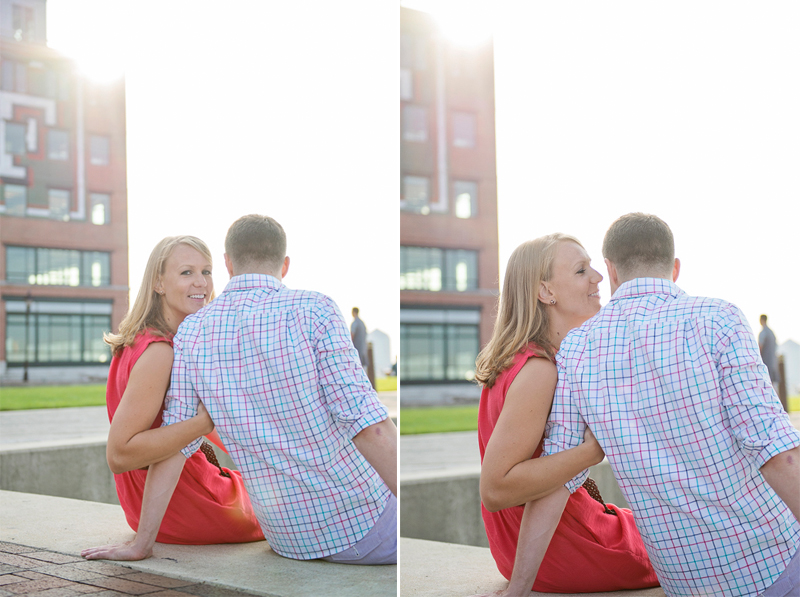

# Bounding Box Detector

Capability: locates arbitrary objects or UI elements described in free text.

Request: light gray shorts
[322,494,397,565]
[760,546,800,597]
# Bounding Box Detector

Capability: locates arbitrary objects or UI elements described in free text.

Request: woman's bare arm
[480,358,603,512]
[82,452,186,560]
[106,342,213,473]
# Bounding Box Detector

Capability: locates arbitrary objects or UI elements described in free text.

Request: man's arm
[541,353,592,494]
[352,417,397,495]
[760,446,800,522]
[82,453,186,560]
[717,308,800,496]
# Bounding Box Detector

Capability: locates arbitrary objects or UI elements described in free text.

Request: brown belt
[199,441,231,478]
[582,477,616,515]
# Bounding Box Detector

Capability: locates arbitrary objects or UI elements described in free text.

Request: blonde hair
[475,233,583,388]
[104,236,213,356]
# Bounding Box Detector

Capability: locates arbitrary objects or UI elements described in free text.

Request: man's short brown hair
[225,214,286,273]
[602,213,674,278]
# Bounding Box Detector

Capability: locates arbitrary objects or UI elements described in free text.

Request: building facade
[400,7,499,405]
[0,0,128,382]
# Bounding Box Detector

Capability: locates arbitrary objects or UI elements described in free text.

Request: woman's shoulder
[118,329,172,362]
[136,329,174,350]
[495,344,555,390]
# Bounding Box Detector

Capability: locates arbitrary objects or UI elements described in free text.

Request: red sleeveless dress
[478,345,659,592]
[106,330,264,545]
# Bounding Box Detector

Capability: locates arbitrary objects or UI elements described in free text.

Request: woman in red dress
[474,234,659,594]
[82,236,263,561]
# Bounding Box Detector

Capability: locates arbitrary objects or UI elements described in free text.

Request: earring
[550,299,556,305]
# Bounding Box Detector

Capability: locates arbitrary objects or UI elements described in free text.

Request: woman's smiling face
[156,243,214,332]
[546,241,604,329]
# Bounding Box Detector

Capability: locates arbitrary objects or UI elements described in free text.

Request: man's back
[546,278,800,596]
[165,274,390,560]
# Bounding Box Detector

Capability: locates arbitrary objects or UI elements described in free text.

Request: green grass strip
[0,384,107,411]
[399,405,479,435]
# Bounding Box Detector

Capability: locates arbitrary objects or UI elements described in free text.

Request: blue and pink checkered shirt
[544,278,800,596]
[162,274,390,559]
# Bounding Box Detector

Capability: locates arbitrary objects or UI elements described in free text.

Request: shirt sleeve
[313,298,387,440]
[161,331,203,458]
[717,306,800,469]
[542,351,590,493]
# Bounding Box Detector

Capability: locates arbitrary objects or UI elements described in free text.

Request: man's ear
[281,256,290,279]
[224,253,234,278]
[672,257,680,283]
[605,258,619,287]
[538,281,554,305]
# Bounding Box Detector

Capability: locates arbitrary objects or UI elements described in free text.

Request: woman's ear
[538,281,554,305]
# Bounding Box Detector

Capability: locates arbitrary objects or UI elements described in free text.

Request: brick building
[0,0,128,382]
[400,7,499,404]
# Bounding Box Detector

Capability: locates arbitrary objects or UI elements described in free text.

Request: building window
[90,193,110,225]
[453,180,477,219]
[400,246,478,292]
[89,135,110,165]
[14,62,27,93]
[5,299,112,366]
[400,308,480,382]
[401,175,432,214]
[452,111,476,148]
[48,130,69,160]
[12,4,36,42]
[48,189,71,221]
[3,184,27,216]
[6,246,111,287]
[1,61,14,91]
[4,122,26,155]
[400,33,428,71]
[402,105,428,142]
[400,68,414,101]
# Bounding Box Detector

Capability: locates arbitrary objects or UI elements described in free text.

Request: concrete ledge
[400,538,665,597]
[400,460,629,547]
[0,440,119,505]
[0,490,396,597]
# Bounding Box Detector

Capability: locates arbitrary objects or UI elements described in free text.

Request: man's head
[224,214,290,279]
[352,307,360,318]
[602,212,680,294]
[761,314,768,326]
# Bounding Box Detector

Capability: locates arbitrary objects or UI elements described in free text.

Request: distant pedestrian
[351,307,369,369]
[760,314,785,409]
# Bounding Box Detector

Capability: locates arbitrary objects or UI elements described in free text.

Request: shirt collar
[610,277,684,302]
[221,273,282,294]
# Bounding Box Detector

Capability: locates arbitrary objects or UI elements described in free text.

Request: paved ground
[400,431,478,479]
[400,410,800,478]
[0,541,255,597]
[0,392,396,448]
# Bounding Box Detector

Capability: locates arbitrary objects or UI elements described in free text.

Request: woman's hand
[582,425,605,466]
[81,539,152,561]
[195,401,215,436]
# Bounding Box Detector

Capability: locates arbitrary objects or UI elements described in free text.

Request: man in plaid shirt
[517,213,799,596]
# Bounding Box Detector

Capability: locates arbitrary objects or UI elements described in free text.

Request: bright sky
[45,0,400,360]
[47,1,800,359]
[404,0,800,345]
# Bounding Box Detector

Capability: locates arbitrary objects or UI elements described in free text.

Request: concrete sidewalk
[400,411,800,476]
[0,490,396,597]
[0,392,396,449]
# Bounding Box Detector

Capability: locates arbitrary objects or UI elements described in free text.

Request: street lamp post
[23,292,33,382]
